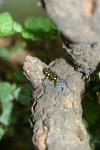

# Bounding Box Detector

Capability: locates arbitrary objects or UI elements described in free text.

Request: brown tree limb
[63,43,100,77]
[42,0,100,43]
[23,0,100,150]
[23,50,99,150]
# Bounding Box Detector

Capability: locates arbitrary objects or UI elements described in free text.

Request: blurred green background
[0,0,100,150]
[0,0,44,23]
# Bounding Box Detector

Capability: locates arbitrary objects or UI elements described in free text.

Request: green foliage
[0,11,57,144]
[83,70,100,149]
[0,47,10,59]
[0,101,13,125]
[25,16,56,32]
[0,82,14,139]
[83,72,100,124]
[22,16,58,40]
[13,21,23,33]
[0,128,6,140]
[83,103,100,125]
[0,12,22,36]
[0,12,58,40]
[23,16,58,40]
[0,82,16,129]
[0,12,14,36]
[0,81,32,140]
[13,84,32,106]
[21,29,36,40]
[14,69,26,82]
[0,82,14,102]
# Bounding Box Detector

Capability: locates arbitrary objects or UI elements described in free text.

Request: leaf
[13,21,22,33]
[25,16,57,32]
[0,12,14,36]
[21,29,37,40]
[13,84,32,106]
[23,16,58,40]
[13,87,21,100]
[10,83,17,92]
[0,128,6,140]
[0,101,13,125]
[0,82,14,102]
[0,47,10,59]
[22,28,58,40]
[0,12,23,36]
[14,69,26,81]
[84,104,100,125]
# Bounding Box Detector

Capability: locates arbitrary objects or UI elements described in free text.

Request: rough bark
[23,0,100,150]
[23,42,99,150]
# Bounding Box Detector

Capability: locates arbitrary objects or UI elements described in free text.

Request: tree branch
[23,0,100,150]
[23,55,95,150]
[42,0,100,43]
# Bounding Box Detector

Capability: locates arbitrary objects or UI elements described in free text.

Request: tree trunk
[23,0,100,149]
